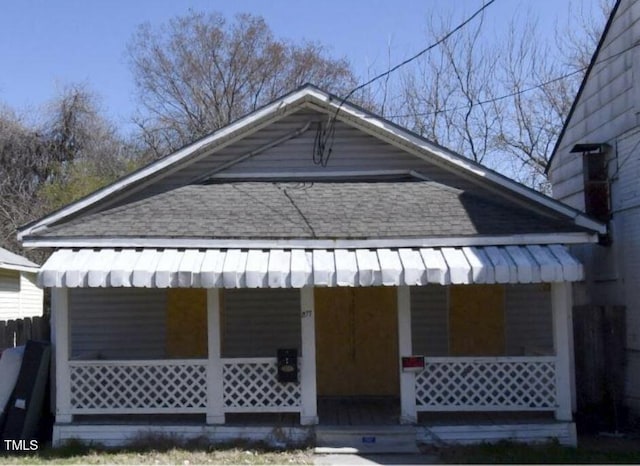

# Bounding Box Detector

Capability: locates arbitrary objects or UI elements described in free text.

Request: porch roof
[39,244,583,288]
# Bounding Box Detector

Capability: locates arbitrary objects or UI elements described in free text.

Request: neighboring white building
[547,0,640,421]
[0,247,43,321]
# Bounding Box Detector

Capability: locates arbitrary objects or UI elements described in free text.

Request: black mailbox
[276,348,298,383]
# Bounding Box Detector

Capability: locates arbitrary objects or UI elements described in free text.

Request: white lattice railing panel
[415,356,557,411]
[69,360,208,414]
[222,358,301,412]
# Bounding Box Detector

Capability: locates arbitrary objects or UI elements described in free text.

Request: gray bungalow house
[20,85,604,448]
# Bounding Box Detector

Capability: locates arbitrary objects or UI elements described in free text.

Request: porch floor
[318,397,399,426]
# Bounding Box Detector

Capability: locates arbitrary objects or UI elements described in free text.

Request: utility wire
[313,0,497,167]
[342,0,496,104]
[386,40,640,119]
[386,68,585,119]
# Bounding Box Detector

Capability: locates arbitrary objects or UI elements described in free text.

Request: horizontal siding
[505,284,553,355]
[18,272,43,318]
[620,205,640,351]
[69,288,167,359]
[0,269,20,320]
[222,289,300,358]
[611,128,640,214]
[118,109,478,206]
[410,285,448,356]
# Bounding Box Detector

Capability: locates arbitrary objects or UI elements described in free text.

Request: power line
[386,68,585,119]
[313,0,498,167]
[387,40,640,119]
[342,0,497,105]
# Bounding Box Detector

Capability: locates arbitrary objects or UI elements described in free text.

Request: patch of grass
[436,438,640,464]
[0,437,314,465]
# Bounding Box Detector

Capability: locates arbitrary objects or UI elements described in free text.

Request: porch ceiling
[39,245,583,288]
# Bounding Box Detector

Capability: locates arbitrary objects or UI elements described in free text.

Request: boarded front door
[315,287,399,396]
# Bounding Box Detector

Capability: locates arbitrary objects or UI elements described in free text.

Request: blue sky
[0,1,601,132]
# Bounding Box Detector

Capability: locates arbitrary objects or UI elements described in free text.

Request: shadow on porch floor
[318,397,399,426]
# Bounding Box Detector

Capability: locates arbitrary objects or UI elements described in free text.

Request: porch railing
[69,359,208,414]
[415,356,557,411]
[68,357,302,415]
[222,357,301,412]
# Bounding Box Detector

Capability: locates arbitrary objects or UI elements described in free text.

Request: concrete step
[315,426,419,454]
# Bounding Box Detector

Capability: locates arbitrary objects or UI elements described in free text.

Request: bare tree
[128,11,358,157]
[393,13,503,169]
[392,2,612,192]
[0,85,135,258]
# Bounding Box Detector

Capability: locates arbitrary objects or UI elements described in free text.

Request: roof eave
[0,263,40,273]
[22,231,599,250]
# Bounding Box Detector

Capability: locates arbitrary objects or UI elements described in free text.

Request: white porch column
[552,282,573,421]
[52,288,71,423]
[300,287,318,425]
[397,286,417,424]
[207,289,225,424]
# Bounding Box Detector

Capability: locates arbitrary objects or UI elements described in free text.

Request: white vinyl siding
[119,110,478,206]
[68,288,167,360]
[221,289,300,358]
[410,285,448,356]
[0,270,44,320]
[0,269,20,321]
[505,284,553,355]
[18,272,43,318]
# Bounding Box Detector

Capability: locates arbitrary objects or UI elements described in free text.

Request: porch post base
[399,414,417,425]
[206,415,225,424]
[300,415,319,426]
[554,408,572,422]
[56,414,72,423]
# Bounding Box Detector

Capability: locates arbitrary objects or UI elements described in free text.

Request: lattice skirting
[69,360,208,413]
[415,356,557,411]
[222,358,301,412]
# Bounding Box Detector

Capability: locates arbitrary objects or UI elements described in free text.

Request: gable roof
[0,247,39,272]
[18,84,606,243]
[546,0,622,174]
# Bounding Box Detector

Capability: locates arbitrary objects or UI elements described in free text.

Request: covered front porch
[43,245,580,446]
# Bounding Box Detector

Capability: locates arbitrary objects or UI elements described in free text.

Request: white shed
[0,247,42,321]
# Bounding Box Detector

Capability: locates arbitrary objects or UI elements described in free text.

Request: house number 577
[301,310,312,318]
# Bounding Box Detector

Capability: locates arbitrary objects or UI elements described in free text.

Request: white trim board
[18,85,606,239]
[22,232,598,249]
[0,264,39,273]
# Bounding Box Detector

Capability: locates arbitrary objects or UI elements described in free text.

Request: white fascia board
[22,232,598,249]
[0,263,40,273]
[18,89,317,240]
[303,97,607,235]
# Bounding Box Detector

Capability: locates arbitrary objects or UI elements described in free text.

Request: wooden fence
[0,315,50,351]
[573,305,626,432]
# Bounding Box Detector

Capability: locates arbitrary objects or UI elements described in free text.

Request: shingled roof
[37,180,585,240]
